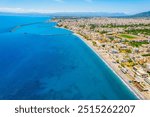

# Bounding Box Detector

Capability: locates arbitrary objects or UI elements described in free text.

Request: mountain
[1,11,150,18]
[131,11,150,17]
[0,12,127,17]
[50,12,127,17]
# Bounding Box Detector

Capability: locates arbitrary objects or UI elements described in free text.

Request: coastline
[56,26,145,100]
[74,33,143,100]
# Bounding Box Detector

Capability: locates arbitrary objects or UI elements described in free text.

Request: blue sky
[0,0,149,14]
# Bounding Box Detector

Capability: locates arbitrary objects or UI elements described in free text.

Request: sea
[0,15,138,100]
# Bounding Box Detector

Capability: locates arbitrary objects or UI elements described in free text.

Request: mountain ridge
[130,11,150,17]
[0,11,127,17]
[0,11,150,17]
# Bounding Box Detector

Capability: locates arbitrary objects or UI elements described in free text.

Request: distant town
[53,17,150,99]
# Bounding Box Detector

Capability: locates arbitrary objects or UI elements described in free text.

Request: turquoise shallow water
[0,16,138,100]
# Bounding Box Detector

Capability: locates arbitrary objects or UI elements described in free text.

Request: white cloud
[0,7,56,13]
[0,7,24,13]
[0,0,95,13]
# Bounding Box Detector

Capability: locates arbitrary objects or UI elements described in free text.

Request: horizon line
[0,7,149,15]
[0,11,147,15]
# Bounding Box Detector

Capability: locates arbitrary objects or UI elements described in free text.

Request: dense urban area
[53,17,150,99]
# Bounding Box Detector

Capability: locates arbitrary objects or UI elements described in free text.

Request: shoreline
[73,33,143,100]
[56,26,145,100]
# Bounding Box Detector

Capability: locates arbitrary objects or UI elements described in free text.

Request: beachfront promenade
[53,17,150,99]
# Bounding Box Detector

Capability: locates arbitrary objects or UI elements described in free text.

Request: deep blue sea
[0,15,138,100]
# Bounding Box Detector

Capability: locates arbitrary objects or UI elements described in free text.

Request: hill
[131,11,150,17]
[0,12,127,17]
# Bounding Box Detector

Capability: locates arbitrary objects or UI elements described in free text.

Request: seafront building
[53,17,150,99]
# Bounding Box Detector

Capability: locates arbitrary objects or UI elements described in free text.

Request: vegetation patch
[92,41,97,46]
[101,24,150,28]
[89,24,97,30]
[119,34,136,39]
[125,29,150,36]
[129,41,149,47]
[142,54,150,56]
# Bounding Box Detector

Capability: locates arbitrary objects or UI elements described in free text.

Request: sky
[0,0,150,14]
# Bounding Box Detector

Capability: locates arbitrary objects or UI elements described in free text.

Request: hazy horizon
[0,0,150,15]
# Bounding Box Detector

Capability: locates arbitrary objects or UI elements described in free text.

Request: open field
[119,34,137,39]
